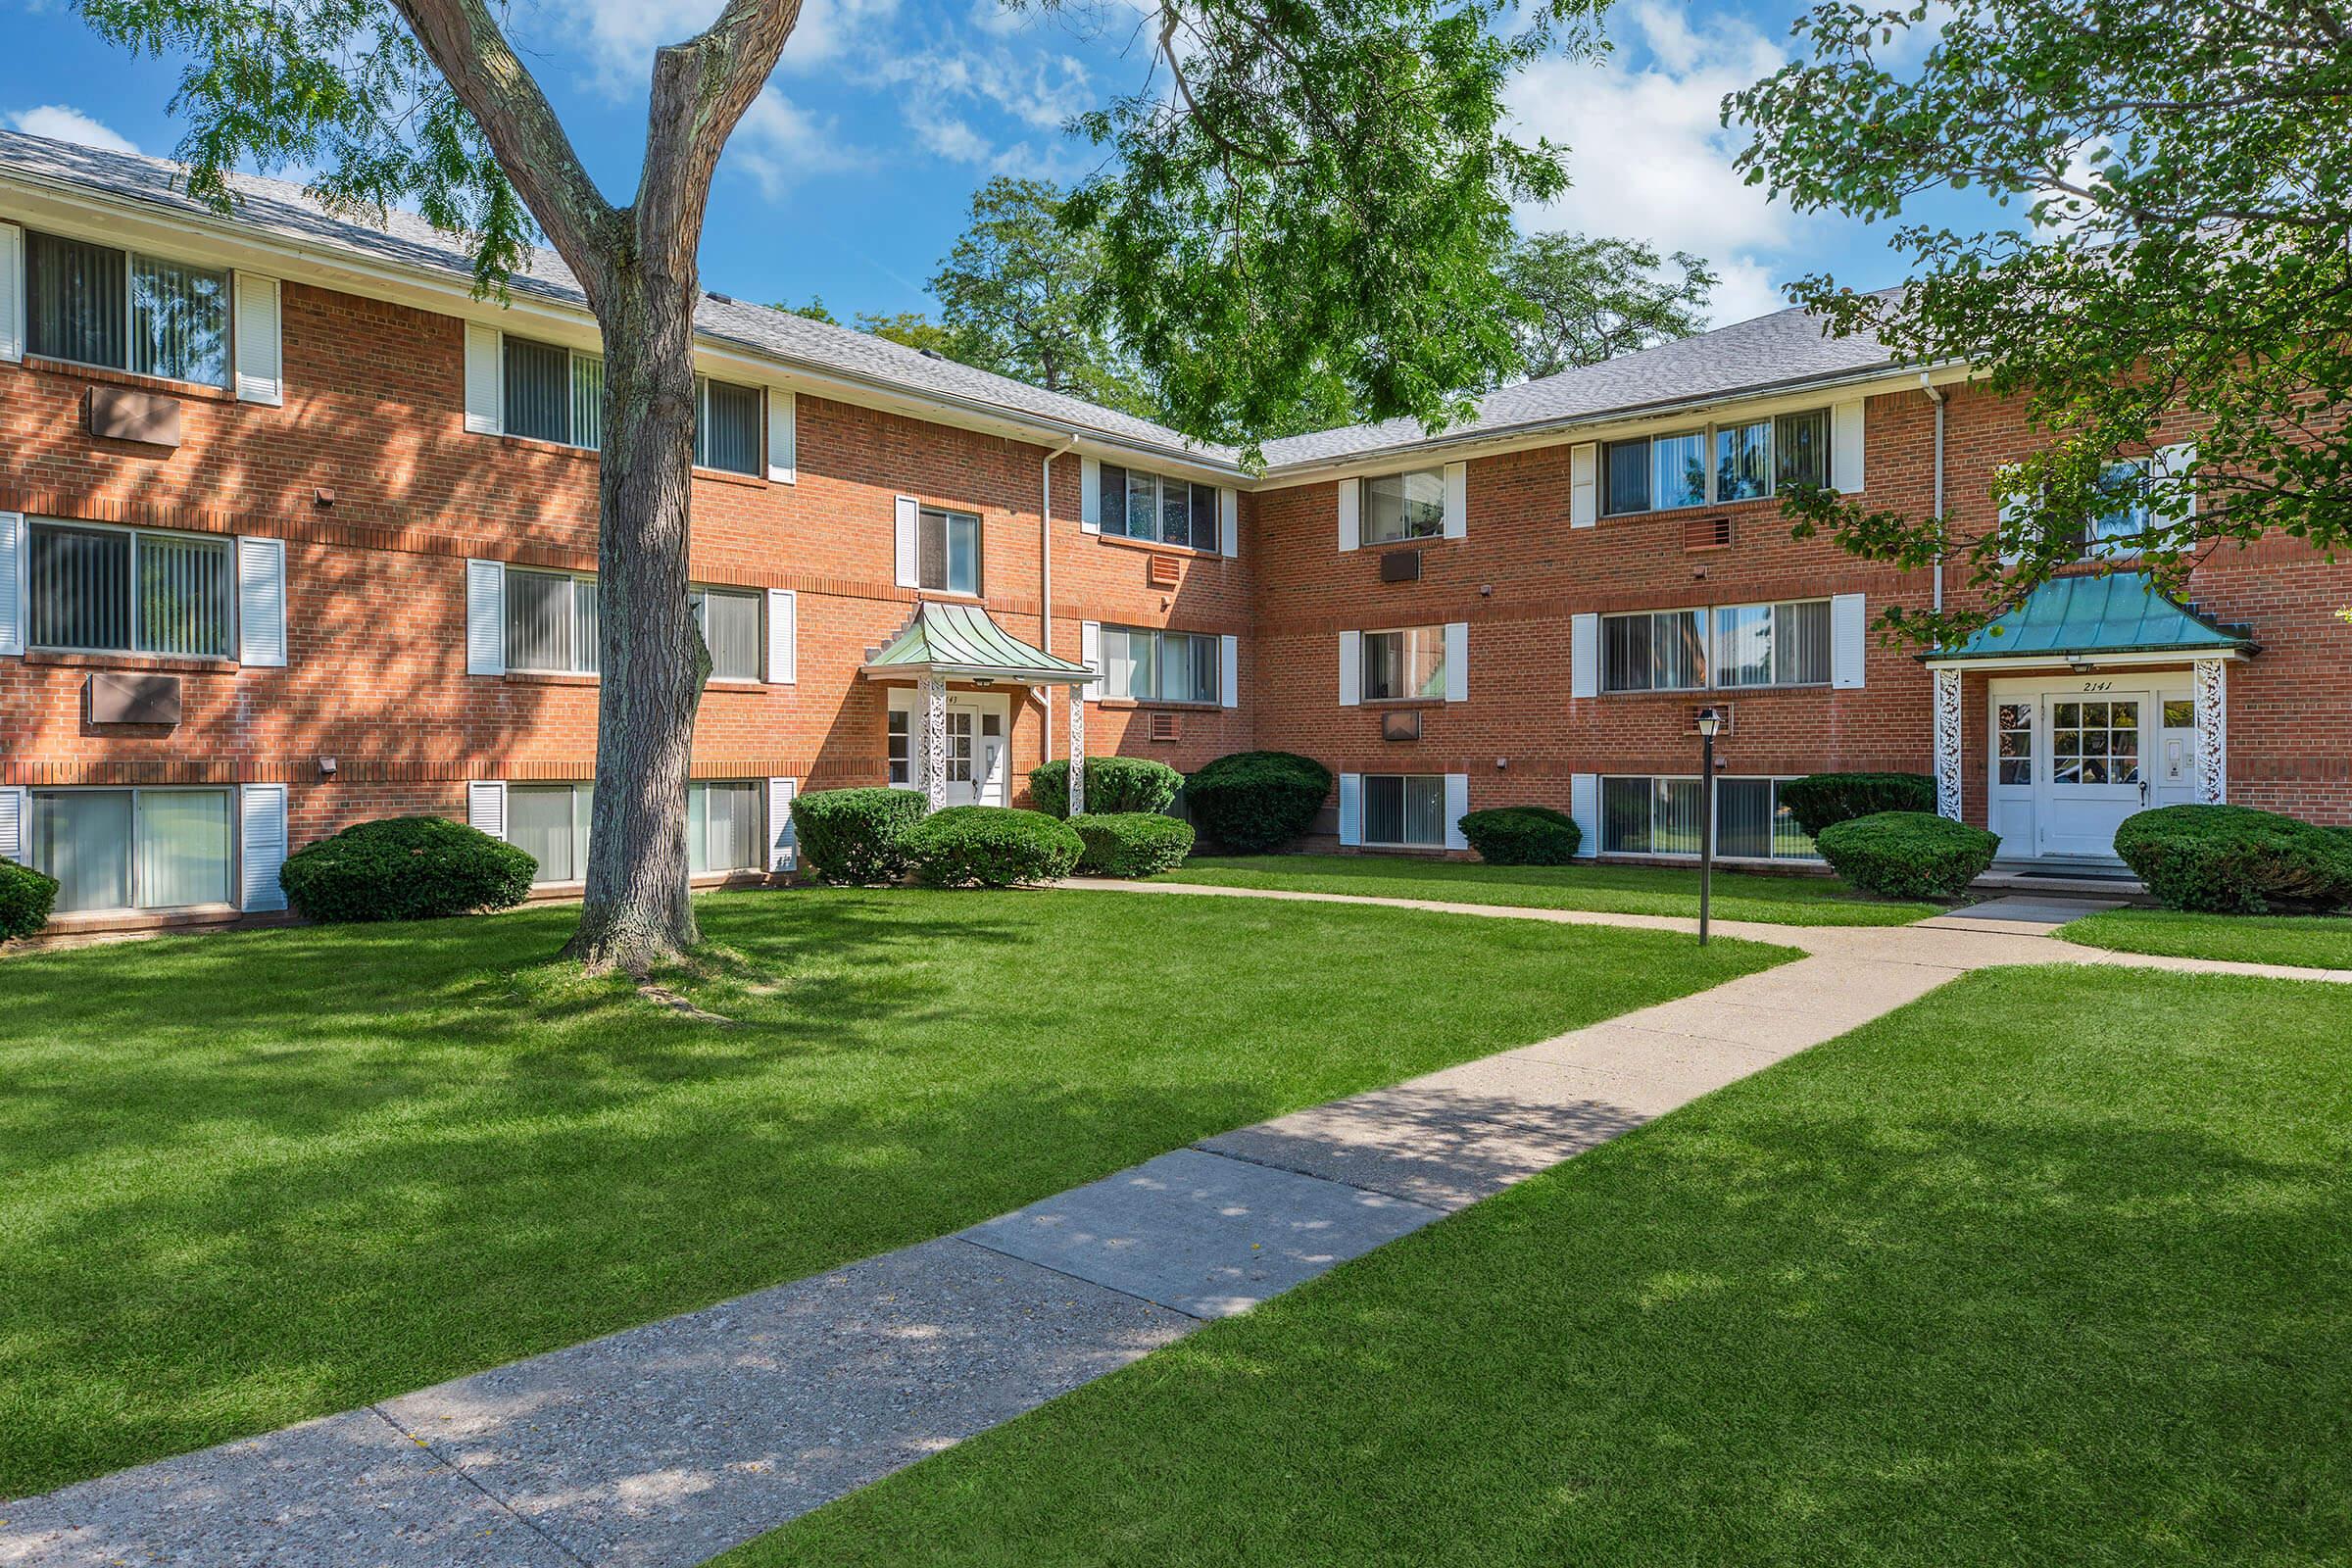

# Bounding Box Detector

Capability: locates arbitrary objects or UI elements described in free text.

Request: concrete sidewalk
[7,889,2343,1568]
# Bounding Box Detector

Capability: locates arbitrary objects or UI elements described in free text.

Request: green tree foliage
[854,310,960,357]
[1499,231,1716,379]
[778,296,841,323]
[1730,0,2352,645]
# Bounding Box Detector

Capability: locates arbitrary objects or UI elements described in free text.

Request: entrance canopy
[860,600,1094,686]
[1923,571,2255,669]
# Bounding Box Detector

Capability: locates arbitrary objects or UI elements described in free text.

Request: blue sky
[0,0,1999,334]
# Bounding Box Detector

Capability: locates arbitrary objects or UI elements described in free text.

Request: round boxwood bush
[2113,804,2352,913]
[0,859,61,942]
[903,806,1084,888]
[1070,812,1197,877]
[790,786,928,885]
[1779,772,1938,838]
[1815,811,2001,900]
[1028,757,1183,819]
[277,815,535,922]
[1459,805,1582,865]
[1184,751,1333,853]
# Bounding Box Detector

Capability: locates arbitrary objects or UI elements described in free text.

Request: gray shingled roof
[0,129,1232,466]
[0,127,1912,477]
[1256,302,1903,469]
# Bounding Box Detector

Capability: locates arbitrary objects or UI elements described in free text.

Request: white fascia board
[1921,647,2250,671]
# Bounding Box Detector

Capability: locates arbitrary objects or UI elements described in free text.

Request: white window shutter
[1832,399,1866,493]
[1339,630,1361,707]
[1337,477,1359,552]
[464,322,503,435]
[1220,633,1239,708]
[0,786,25,863]
[765,389,797,483]
[2150,442,2197,529]
[1444,774,1470,851]
[0,222,25,364]
[1444,462,1468,540]
[0,510,24,658]
[233,273,283,406]
[236,536,287,667]
[1832,593,1867,689]
[766,589,797,684]
[1569,442,1597,528]
[238,784,289,911]
[767,777,798,871]
[894,495,920,588]
[466,559,505,676]
[1338,773,1363,847]
[1444,621,1469,704]
[1569,773,1598,858]
[467,780,507,839]
[1219,487,1239,558]
[1080,458,1102,534]
[1569,612,1598,700]
[1081,619,1102,701]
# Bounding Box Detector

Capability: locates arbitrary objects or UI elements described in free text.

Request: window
[1363,774,1446,847]
[690,588,761,681]
[1997,702,2034,786]
[2084,460,2148,560]
[1101,465,1220,550]
[27,520,232,658]
[1600,775,1817,860]
[887,710,911,784]
[2163,698,2196,730]
[1363,468,1446,544]
[1711,600,1830,688]
[1361,625,1447,701]
[1600,609,1707,693]
[503,334,604,449]
[2051,700,2140,786]
[1102,626,1219,704]
[687,780,762,873]
[917,507,981,595]
[507,568,599,674]
[507,783,593,883]
[695,377,763,475]
[25,230,229,388]
[1604,409,1832,515]
[28,787,232,912]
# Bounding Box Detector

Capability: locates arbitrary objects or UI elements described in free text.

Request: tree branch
[637,0,802,280]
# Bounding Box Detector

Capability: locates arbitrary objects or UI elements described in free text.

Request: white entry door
[2040,692,2150,858]
[941,701,1009,807]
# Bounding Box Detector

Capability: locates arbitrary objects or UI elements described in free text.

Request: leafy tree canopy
[1498,231,1716,380]
[779,296,841,323]
[1731,0,2352,646]
[855,310,960,357]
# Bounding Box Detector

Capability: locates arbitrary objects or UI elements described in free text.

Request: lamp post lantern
[1695,707,1724,945]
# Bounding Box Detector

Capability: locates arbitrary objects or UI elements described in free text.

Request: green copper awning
[860,600,1095,685]
[1925,571,2255,664]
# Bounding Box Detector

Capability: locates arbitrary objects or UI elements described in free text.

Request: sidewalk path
[6,892,2342,1568]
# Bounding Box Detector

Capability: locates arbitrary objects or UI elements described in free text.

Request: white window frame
[1100,464,1222,552]
[1597,598,1833,694]
[1099,624,1222,705]
[689,585,764,684]
[22,228,234,390]
[694,374,765,477]
[1600,407,1834,518]
[1361,466,1447,545]
[1596,773,1821,862]
[1358,772,1448,849]
[685,778,767,874]
[25,516,236,660]
[504,565,599,676]
[504,781,595,886]
[1359,624,1448,702]
[916,506,982,596]
[886,708,912,786]
[499,331,605,451]
[25,784,239,912]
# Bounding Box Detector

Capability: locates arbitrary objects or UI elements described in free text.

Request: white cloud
[560,0,900,92]
[727,88,872,197]
[7,105,138,155]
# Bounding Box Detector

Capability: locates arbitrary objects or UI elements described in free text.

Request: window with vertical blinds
[1362,775,1446,847]
[27,520,230,658]
[506,568,600,674]
[1098,465,1220,550]
[687,780,762,872]
[696,378,762,475]
[29,788,232,911]
[507,783,593,883]
[1600,775,1817,860]
[501,334,604,449]
[25,230,228,388]
[690,588,761,680]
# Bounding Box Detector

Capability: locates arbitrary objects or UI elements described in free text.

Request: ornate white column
[918,672,949,811]
[1933,665,1965,820]
[2193,657,2228,804]
[1066,686,1087,817]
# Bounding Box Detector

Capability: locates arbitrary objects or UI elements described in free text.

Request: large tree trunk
[561,263,710,975]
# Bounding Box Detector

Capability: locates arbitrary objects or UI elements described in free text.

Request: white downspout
[1921,373,1946,612]
[1041,442,1074,760]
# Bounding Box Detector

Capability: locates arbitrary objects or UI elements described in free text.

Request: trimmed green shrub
[790,786,927,885]
[0,860,61,941]
[1816,811,2000,900]
[1779,772,1938,838]
[903,806,1084,888]
[1070,812,1197,876]
[1459,805,1582,865]
[1185,751,1334,853]
[277,815,535,922]
[1029,757,1184,819]
[2113,804,2352,913]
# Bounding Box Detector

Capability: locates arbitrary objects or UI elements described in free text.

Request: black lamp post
[1695,707,1723,945]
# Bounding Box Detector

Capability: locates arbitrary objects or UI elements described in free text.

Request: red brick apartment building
[0,130,2345,935]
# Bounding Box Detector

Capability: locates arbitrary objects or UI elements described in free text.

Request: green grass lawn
[728,965,2352,1567]
[0,887,1786,1498]
[1148,854,1938,925]
[2063,906,2352,970]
